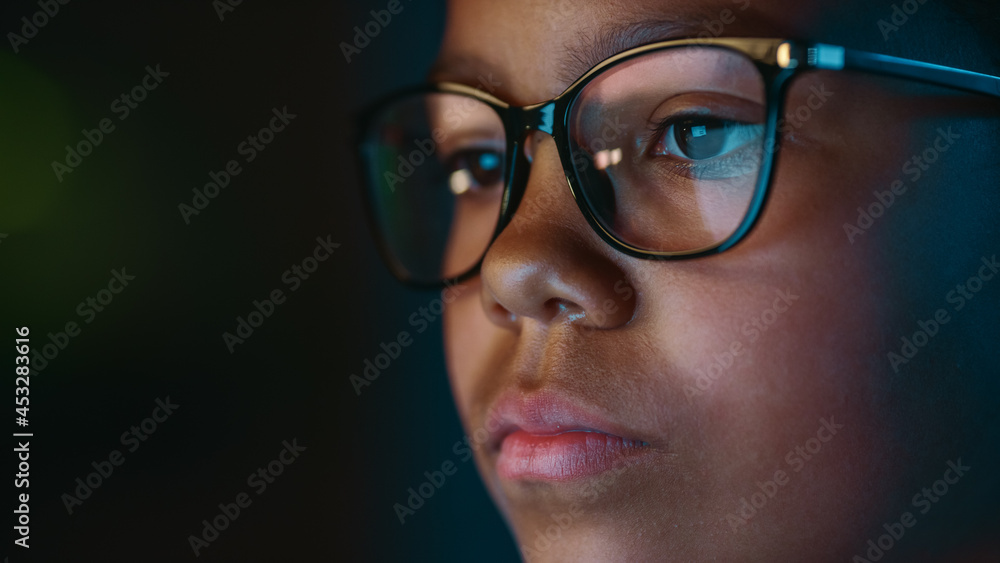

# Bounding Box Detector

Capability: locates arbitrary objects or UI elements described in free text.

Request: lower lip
[497,430,647,481]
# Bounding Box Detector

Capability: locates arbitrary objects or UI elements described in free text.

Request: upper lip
[484,389,649,452]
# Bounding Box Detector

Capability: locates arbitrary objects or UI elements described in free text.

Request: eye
[445,148,504,195]
[652,117,763,162]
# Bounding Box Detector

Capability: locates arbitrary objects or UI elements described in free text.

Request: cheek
[443,279,499,423]
[632,76,917,530]
[632,228,893,545]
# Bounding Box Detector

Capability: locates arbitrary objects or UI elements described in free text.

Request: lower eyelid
[648,140,761,182]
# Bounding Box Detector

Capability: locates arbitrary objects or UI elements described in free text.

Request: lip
[486,391,651,481]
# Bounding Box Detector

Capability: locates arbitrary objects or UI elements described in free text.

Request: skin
[429,0,1000,560]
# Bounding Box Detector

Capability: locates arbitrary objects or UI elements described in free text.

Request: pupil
[478,152,499,172]
[675,119,726,160]
[469,150,502,186]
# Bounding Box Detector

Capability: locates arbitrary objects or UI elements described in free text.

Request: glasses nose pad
[523,130,550,164]
[498,128,557,233]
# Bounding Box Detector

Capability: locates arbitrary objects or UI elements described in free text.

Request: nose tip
[480,254,637,330]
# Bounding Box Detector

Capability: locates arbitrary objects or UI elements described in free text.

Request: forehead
[432,0,824,105]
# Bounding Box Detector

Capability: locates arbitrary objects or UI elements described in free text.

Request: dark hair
[942,0,1000,67]
[826,0,999,74]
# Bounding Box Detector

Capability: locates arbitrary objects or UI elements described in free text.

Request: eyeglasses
[357,37,1000,287]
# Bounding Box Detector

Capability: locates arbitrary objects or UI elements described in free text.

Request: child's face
[434,0,997,559]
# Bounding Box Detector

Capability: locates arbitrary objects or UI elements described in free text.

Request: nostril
[543,298,586,324]
[481,287,520,328]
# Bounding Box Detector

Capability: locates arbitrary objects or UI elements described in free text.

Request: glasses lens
[568,45,767,254]
[362,92,506,283]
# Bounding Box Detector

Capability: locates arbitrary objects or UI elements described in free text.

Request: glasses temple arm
[808,43,1000,99]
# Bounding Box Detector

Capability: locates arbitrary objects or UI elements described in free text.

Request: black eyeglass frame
[358,37,1000,289]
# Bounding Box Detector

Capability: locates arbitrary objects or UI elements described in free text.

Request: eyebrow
[556,15,712,86]
[429,5,780,98]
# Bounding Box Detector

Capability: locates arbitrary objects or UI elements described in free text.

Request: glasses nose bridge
[513,100,557,164]
[520,100,557,136]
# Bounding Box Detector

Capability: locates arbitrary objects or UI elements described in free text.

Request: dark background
[1,1,517,561]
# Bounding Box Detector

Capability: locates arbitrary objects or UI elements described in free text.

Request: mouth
[487,391,652,481]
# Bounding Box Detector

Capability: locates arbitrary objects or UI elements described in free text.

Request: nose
[478,129,636,330]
